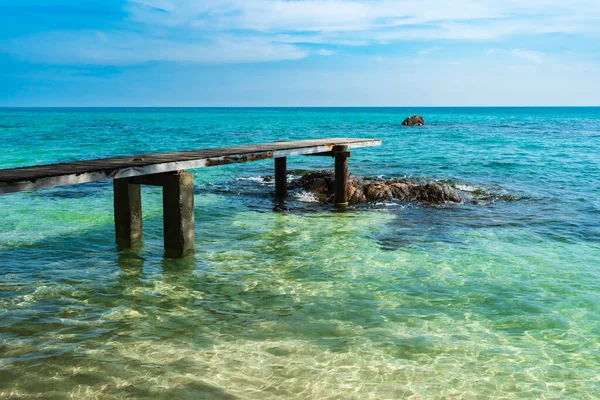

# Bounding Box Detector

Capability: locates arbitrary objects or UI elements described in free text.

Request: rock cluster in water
[402,115,425,126]
[289,171,464,204]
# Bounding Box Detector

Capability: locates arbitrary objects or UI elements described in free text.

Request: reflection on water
[1,107,600,398]
[1,206,599,398]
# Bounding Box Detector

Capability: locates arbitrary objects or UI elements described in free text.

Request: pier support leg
[334,145,349,207]
[114,177,142,246]
[275,157,287,199]
[162,171,195,258]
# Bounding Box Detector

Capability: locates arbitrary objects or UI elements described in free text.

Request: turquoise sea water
[1,107,599,399]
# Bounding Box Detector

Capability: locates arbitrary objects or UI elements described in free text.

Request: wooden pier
[0,138,381,257]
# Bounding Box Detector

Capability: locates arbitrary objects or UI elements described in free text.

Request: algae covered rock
[290,171,463,204]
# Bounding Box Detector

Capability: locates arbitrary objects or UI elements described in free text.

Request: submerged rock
[402,115,425,126]
[289,171,464,204]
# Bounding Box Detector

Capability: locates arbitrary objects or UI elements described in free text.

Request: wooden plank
[306,151,352,157]
[0,138,381,194]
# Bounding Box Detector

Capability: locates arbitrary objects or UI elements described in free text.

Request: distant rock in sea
[289,170,464,204]
[402,115,425,126]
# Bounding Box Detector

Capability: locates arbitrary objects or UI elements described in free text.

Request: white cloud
[418,47,441,56]
[126,0,600,38]
[2,31,308,65]
[127,0,497,32]
[487,48,544,63]
[510,49,544,63]
[318,49,334,56]
[2,0,599,65]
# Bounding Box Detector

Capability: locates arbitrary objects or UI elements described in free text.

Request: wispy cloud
[317,49,335,56]
[2,31,308,65]
[1,0,599,65]
[509,49,544,63]
[418,47,441,56]
[488,48,545,63]
[125,0,600,38]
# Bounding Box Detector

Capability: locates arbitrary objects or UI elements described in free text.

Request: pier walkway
[0,138,381,257]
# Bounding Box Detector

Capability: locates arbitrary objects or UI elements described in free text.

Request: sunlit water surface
[1,108,599,399]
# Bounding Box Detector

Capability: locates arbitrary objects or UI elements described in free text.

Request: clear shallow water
[0,107,599,399]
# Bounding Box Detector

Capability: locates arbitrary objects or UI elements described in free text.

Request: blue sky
[0,0,598,106]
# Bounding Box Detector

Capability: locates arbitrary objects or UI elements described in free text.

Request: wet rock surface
[289,171,464,204]
[402,115,425,126]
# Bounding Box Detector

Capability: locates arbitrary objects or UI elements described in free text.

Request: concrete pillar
[334,145,349,207]
[274,157,287,199]
[114,177,142,246]
[162,171,195,258]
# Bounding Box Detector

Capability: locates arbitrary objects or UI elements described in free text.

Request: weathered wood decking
[0,138,381,257]
[0,138,380,194]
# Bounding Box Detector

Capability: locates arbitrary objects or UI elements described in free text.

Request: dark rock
[401,115,424,126]
[290,171,464,204]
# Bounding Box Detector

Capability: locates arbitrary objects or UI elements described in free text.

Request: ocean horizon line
[1,105,599,109]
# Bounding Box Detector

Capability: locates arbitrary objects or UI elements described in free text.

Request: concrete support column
[162,171,195,258]
[334,145,349,207]
[274,157,287,199]
[114,177,142,246]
